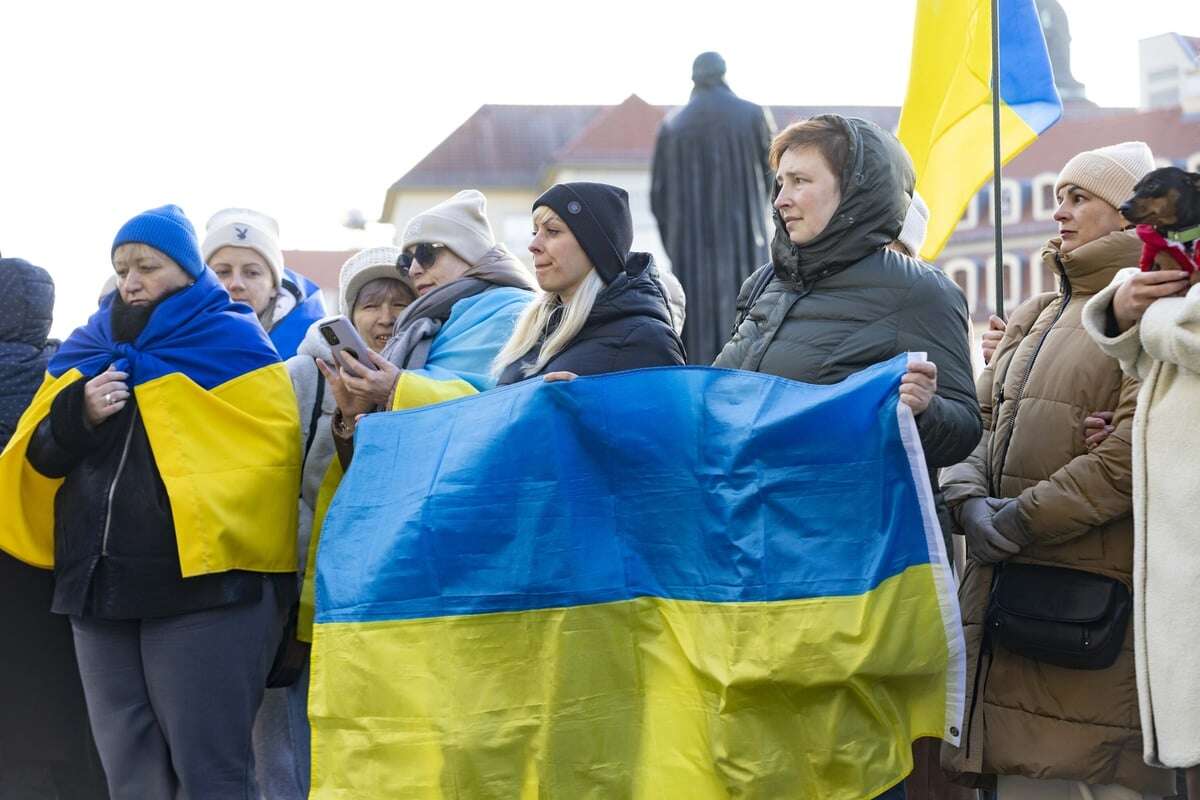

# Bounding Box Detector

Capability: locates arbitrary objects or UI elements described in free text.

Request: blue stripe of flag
[315,356,935,624]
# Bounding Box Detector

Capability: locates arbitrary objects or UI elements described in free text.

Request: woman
[0,205,301,799]
[319,190,536,463]
[1083,242,1200,796]
[253,247,415,800]
[713,114,981,800]
[493,182,685,384]
[203,207,326,358]
[940,141,1176,798]
[0,257,108,799]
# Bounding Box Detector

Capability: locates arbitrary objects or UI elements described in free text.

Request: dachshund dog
[1119,166,1200,273]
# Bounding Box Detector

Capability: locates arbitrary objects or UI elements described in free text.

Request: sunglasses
[396,243,446,274]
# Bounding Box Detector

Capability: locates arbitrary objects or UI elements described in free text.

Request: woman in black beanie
[493,182,685,384]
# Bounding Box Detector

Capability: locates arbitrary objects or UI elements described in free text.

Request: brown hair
[769,118,850,183]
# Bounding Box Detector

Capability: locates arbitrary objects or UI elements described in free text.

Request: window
[1149,88,1180,107]
[943,258,980,317]
[959,195,979,230]
[987,178,1023,226]
[1028,249,1057,297]
[1031,172,1059,221]
[986,252,1022,313]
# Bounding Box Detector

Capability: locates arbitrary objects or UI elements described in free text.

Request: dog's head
[1119,167,1200,231]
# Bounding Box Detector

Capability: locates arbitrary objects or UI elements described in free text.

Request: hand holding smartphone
[317,315,378,374]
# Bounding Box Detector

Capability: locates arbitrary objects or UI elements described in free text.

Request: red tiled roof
[381,100,1200,222]
[380,104,602,220]
[1005,106,1200,175]
[553,95,665,166]
[283,249,357,292]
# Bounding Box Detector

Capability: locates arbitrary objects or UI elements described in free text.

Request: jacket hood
[0,258,54,347]
[1041,229,1143,296]
[586,253,675,331]
[770,115,914,284]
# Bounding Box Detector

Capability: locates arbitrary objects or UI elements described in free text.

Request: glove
[958,497,1023,564]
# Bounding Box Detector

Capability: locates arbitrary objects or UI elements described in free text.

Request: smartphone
[317,315,379,372]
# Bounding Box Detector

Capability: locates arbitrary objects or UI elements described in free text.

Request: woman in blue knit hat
[0,205,302,800]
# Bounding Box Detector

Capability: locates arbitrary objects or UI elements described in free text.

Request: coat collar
[1041,230,1143,296]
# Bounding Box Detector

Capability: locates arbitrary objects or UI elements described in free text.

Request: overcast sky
[0,0,1194,336]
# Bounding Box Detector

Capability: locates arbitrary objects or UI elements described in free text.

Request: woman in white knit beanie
[202,207,287,330]
[254,247,415,800]
[940,141,1179,799]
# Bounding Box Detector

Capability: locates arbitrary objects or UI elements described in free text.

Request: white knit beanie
[1055,142,1156,210]
[400,190,496,266]
[897,191,930,258]
[338,246,413,315]
[201,207,286,286]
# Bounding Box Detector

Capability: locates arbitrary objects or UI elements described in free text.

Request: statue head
[691,52,727,88]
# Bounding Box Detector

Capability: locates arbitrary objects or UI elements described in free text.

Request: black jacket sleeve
[896,271,983,469]
[26,378,107,478]
[613,320,687,373]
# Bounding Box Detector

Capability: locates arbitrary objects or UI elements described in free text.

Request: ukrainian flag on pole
[898,0,1061,260]
[309,357,965,799]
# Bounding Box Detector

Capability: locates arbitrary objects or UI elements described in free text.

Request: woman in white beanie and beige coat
[252,248,415,800]
[1083,218,1200,796]
[940,141,1177,798]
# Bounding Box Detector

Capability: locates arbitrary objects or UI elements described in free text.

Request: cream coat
[1084,271,1200,770]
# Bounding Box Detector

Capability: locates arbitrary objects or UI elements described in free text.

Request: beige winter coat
[939,231,1174,795]
[1083,270,1200,770]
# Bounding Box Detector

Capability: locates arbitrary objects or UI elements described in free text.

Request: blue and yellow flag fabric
[0,269,300,574]
[309,355,966,799]
[897,0,1061,260]
[296,370,479,643]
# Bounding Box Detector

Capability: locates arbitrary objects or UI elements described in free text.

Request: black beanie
[533,182,632,283]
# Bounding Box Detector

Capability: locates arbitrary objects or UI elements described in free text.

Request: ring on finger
[104,392,113,406]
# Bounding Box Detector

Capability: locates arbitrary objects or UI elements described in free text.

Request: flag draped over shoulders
[898,0,1061,260]
[308,355,966,800]
[0,269,300,575]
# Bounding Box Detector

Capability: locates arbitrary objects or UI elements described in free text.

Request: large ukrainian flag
[897,0,1061,260]
[309,355,965,799]
[0,269,300,574]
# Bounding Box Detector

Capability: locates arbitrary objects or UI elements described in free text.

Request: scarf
[381,244,536,370]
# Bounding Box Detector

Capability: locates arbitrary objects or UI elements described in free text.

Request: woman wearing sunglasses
[493,182,685,384]
[317,190,536,453]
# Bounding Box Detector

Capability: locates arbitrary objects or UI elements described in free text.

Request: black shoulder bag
[985,562,1131,670]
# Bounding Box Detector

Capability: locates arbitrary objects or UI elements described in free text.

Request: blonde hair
[492,207,604,379]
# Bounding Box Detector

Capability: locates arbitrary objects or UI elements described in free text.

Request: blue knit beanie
[111,205,205,278]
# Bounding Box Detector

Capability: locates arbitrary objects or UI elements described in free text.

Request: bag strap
[299,371,326,487]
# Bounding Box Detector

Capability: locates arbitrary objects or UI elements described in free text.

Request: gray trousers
[70,580,284,800]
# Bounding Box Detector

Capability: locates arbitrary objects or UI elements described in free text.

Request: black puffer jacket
[497,253,686,385]
[26,379,281,619]
[0,258,56,449]
[713,115,981,541]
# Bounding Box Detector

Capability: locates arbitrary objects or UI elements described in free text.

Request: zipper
[989,259,1073,495]
[101,406,138,557]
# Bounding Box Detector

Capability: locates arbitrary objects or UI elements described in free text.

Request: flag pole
[990,0,1006,319]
